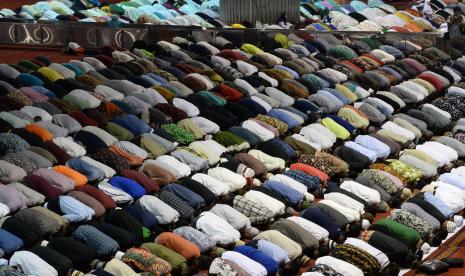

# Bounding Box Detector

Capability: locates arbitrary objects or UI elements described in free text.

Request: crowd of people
[0,0,463,35]
[1,3,465,275]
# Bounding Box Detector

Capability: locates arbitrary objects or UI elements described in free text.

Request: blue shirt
[124,203,159,230]
[264,180,303,206]
[32,86,56,98]
[424,192,454,218]
[73,225,119,257]
[108,176,146,199]
[52,196,95,222]
[317,90,344,111]
[233,245,279,276]
[163,184,206,211]
[0,228,23,255]
[112,114,152,136]
[67,158,105,182]
[301,207,341,240]
[354,135,391,159]
[293,99,321,114]
[325,88,351,105]
[256,239,290,265]
[283,170,321,192]
[146,73,168,84]
[267,109,300,129]
[281,106,309,122]
[439,173,465,190]
[344,141,378,163]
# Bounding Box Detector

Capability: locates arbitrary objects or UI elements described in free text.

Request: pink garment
[250,118,279,137]
[20,87,48,102]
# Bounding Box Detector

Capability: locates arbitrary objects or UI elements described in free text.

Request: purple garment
[32,168,75,193]
[0,184,27,212]
[250,119,279,137]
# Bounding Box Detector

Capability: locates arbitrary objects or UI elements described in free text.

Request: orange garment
[109,145,144,166]
[52,165,88,187]
[154,87,175,101]
[290,163,329,181]
[25,124,54,141]
[405,8,422,17]
[156,232,201,259]
[404,21,423,32]
[102,102,123,118]
[339,60,364,74]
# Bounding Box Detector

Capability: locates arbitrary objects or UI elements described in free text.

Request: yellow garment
[337,107,369,129]
[201,70,224,83]
[37,67,64,82]
[402,149,437,167]
[231,23,246,28]
[321,118,350,140]
[155,86,175,100]
[274,33,294,49]
[104,259,138,276]
[178,119,205,139]
[394,11,413,22]
[411,78,436,94]
[241,44,263,55]
[377,129,409,145]
[392,118,422,139]
[335,84,358,102]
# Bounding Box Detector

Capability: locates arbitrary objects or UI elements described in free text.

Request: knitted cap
[235,240,245,246]
[245,227,260,238]
[115,251,125,260]
[376,200,390,212]
[328,239,336,250]
[212,247,226,257]
[285,207,295,215]
[445,221,457,233]
[362,219,371,230]
[454,215,463,227]
[402,187,413,199]
[421,242,431,254]
[305,193,315,202]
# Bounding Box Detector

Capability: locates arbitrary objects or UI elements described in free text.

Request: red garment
[69,112,98,127]
[41,141,71,165]
[96,54,115,68]
[75,184,117,210]
[175,63,202,74]
[290,163,329,181]
[217,84,243,101]
[418,73,444,91]
[218,49,248,61]
[120,169,159,193]
[23,175,61,199]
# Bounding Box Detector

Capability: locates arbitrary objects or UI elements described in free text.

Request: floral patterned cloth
[390,209,433,239]
[359,169,399,194]
[122,247,171,275]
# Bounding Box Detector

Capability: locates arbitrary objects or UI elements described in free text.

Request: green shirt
[375,218,421,248]
[141,243,186,270]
